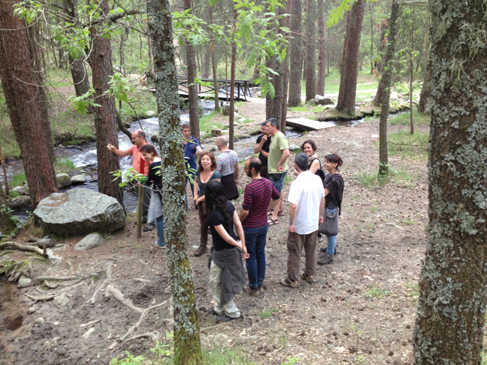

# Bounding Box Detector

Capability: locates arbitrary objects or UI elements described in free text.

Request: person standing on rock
[193,152,221,256]
[266,118,290,226]
[216,136,240,201]
[107,129,151,225]
[182,123,203,210]
[254,121,272,179]
[240,157,280,296]
[280,153,324,288]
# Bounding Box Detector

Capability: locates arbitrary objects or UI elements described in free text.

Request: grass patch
[388,131,429,159]
[366,283,391,299]
[54,157,77,174]
[290,105,324,113]
[355,166,417,188]
[11,171,26,187]
[260,308,279,319]
[390,109,431,126]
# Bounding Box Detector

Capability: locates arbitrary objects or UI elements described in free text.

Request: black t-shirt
[146,161,162,190]
[324,173,344,210]
[256,135,272,166]
[208,201,237,251]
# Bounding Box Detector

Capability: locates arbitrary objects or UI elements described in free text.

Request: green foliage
[13,0,42,25]
[107,73,134,103]
[11,172,26,188]
[356,165,417,188]
[366,283,390,299]
[54,158,77,174]
[327,0,379,27]
[67,88,98,116]
[260,308,279,319]
[388,131,429,159]
[390,110,430,126]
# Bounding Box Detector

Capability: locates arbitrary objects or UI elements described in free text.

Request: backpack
[311,158,326,183]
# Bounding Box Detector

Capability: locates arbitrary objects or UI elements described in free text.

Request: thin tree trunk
[373,19,388,106]
[252,57,261,81]
[280,0,291,131]
[184,0,200,141]
[147,0,203,361]
[413,1,487,363]
[409,17,414,135]
[287,0,302,106]
[229,5,237,150]
[378,2,400,177]
[418,58,432,113]
[0,0,58,208]
[304,0,316,101]
[202,44,210,79]
[0,144,14,232]
[90,0,123,206]
[336,0,365,114]
[316,0,326,96]
[370,2,374,74]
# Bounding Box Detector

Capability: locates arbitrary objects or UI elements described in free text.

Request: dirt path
[0,100,427,365]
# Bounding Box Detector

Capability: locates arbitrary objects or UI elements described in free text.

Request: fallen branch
[0,242,45,256]
[27,235,55,248]
[37,276,80,281]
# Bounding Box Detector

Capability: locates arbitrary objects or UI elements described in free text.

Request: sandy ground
[0,98,428,365]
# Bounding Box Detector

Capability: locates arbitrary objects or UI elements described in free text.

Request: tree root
[104,284,142,313]
[87,263,113,304]
[123,331,160,344]
[27,235,56,248]
[24,293,57,303]
[0,242,45,256]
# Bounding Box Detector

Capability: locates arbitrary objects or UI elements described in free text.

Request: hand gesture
[289,224,296,233]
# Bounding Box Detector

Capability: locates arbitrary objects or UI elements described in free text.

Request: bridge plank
[286,117,336,131]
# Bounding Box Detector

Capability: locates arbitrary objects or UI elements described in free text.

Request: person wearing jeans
[240,158,280,296]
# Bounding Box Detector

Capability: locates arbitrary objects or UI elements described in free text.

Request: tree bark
[304,0,316,101]
[316,0,326,97]
[202,44,210,79]
[0,0,58,208]
[280,0,291,131]
[418,58,432,113]
[208,3,220,111]
[229,5,237,150]
[336,0,365,114]
[372,18,388,106]
[287,0,302,107]
[413,2,487,362]
[147,0,203,362]
[184,0,200,141]
[90,0,123,206]
[378,2,400,177]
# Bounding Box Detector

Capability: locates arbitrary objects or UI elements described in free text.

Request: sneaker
[208,306,218,316]
[280,277,299,288]
[246,287,260,297]
[300,272,315,284]
[152,241,165,248]
[258,284,267,293]
[216,314,237,322]
[318,254,333,265]
[320,247,337,255]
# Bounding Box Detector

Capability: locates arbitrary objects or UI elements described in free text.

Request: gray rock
[11,185,30,196]
[56,174,72,189]
[8,195,31,209]
[289,144,301,152]
[221,105,238,116]
[147,111,156,117]
[53,321,60,326]
[18,276,32,288]
[70,175,87,185]
[35,317,45,325]
[75,233,104,251]
[151,135,158,142]
[28,307,36,314]
[211,129,222,137]
[314,95,334,105]
[34,189,125,236]
[53,294,69,307]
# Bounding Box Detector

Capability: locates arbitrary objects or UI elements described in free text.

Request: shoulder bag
[318,208,339,236]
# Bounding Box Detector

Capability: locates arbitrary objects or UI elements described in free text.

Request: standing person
[182,124,203,210]
[300,140,322,175]
[240,157,280,296]
[193,152,221,256]
[140,145,165,248]
[266,118,290,225]
[107,129,151,225]
[254,121,272,179]
[205,180,249,322]
[216,136,240,200]
[280,153,325,288]
[318,154,344,265]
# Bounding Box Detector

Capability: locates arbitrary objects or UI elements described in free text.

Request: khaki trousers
[287,230,318,282]
[209,261,240,318]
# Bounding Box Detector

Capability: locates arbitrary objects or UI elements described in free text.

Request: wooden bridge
[176,76,253,101]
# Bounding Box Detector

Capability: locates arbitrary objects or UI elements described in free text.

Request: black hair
[139,144,158,156]
[267,118,280,130]
[295,152,310,171]
[249,157,262,174]
[205,180,232,223]
[301,139,317,152]
[260,121,268,126]
[325,154,343,171]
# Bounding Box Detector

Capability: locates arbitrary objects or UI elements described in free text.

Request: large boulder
[313,95,335,106]
[75,233,104,251]
[34,189,125,235]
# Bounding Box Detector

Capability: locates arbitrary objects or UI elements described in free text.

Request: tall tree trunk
[304,0,316,101]
[184,0,200,141]
[372,18,388,106]
[269,2,287,123]
[208,3,219,110]
[90,0,123,206]
[252,57,261,81]
[413,1,487,363]
[229,4,237,150]
[418,58,432,113]
[0,0,58,208]
[409,16,414,135]
[0,145,14,233]
[369,2,374,74]
[280,0,291,131]
[202,44,210,79]
[378,2,400,177]
[316,0,326,96]
[287,0,302,106]
[336,0,365,114]
[147,0,203,362]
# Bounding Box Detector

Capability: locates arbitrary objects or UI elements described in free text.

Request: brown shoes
[194,243,207,257]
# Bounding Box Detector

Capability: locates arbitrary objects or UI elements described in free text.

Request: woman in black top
[205,180,249,322]
[318,154,344,265]
[140,144,164,248]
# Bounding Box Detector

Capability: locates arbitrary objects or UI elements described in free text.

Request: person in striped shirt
[239,157,280,296]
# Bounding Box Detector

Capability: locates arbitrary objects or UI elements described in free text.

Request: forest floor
[0,97,430,365]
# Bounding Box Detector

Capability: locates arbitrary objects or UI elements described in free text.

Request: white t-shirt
[288,171,325,235]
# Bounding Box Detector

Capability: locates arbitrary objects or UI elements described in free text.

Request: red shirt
[127,144,149,175]
[242,178,280,228]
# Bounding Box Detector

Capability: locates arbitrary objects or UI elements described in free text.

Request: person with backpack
[297,140,326,182]
[318,154,344,265]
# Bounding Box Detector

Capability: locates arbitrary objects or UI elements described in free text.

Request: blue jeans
[268,170,287,194]
[243,225,268,289]
[185,175,196,210]
[156,215,165,247]
[325,208,337,255]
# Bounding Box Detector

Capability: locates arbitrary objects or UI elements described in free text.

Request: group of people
[107,118,344,323]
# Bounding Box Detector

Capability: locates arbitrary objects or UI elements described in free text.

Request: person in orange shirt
[107,129,151,225]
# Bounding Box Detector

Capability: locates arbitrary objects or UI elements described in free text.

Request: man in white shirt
[280,153,325,288]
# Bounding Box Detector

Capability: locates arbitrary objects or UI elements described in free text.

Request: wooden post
[136,184,143,239]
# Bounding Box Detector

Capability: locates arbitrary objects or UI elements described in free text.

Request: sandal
[277,211,285,217]
[268,218,279,226]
